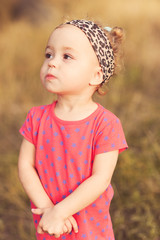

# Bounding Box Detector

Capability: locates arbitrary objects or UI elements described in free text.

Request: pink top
[19,101,128,240]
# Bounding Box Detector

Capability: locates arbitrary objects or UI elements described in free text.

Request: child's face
[40,24,101,95]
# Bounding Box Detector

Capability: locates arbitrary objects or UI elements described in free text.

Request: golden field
[0,0,160,239]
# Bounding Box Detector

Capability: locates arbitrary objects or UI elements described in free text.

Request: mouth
[45,74,57,80]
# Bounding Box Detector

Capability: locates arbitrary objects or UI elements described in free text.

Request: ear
[89,66,103,86]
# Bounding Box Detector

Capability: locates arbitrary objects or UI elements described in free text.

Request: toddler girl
[18,19,128,240]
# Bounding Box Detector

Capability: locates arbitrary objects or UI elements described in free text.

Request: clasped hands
[32,206,78,238]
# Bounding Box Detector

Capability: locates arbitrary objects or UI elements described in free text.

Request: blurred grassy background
[0,0,160,239]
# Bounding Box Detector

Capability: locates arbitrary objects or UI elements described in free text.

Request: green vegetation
[0,0,159,239]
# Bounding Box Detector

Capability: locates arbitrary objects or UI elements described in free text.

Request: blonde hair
[96,25,125,95]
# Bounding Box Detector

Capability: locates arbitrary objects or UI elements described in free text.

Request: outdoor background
[0,0,160,239]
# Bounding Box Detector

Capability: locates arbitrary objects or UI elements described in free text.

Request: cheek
[40,64,46,81]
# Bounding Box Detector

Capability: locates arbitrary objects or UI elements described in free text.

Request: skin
[18,24,119,238]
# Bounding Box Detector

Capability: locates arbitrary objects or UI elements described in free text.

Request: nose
[48,58,56,68]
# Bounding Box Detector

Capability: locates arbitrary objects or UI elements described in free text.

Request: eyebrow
[45,45,78,53]
[62,46,77,52]
[45,45,53,51]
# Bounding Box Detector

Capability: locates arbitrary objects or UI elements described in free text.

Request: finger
[54,234,60,238]
[69,216,78,233]
[63,225,68,233]
[37,225,45,234]
[64,219,72,233]
[31,208,44,215]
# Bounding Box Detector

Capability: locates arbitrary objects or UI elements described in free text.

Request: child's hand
[32,207,78,237]
[32,207,64,237]
[64,216,78,234]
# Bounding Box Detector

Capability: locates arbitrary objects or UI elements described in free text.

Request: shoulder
[93,104,128,154]
[28,102,53,119]
[96,103,120,124]
[24,103,54,127]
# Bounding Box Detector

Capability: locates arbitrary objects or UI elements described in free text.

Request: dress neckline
[51,101,101,125]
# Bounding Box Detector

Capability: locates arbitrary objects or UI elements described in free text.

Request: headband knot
[104,26,112,32]
[66,20,115,82]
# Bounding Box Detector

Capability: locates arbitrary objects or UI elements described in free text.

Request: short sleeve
[19,107,36,145]
[94,117,128,155]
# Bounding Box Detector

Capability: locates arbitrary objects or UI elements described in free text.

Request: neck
[56,94,94,111]
[53,94,98,121]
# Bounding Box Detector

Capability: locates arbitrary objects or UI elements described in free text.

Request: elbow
[100,178,111,193]
[92,174,111,194]
[18,164,26,185]
[18,162,33,185]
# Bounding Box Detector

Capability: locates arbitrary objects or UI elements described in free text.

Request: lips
[45,73,56,80]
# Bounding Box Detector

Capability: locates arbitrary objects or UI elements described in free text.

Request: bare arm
[18,138,78,236]
[18,138,53,208]
[55,150,119,218]
[33,150,119,235]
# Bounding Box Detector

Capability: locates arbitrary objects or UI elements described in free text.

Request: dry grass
[0,0,160,239]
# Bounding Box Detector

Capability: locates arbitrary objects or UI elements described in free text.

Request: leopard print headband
[66,19,115,82]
